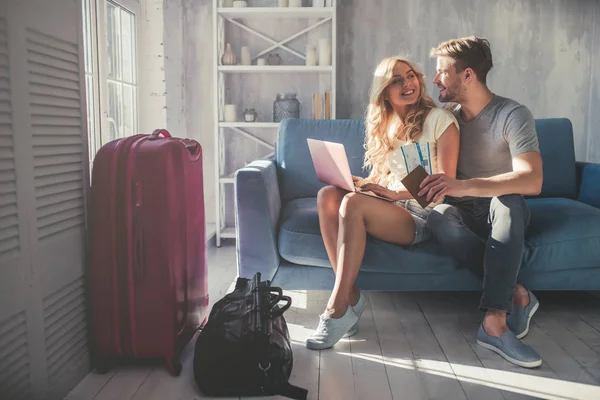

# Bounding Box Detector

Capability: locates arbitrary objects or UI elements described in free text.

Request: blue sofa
[234,118,600,291]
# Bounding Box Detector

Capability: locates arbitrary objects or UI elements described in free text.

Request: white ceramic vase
[306,44,317,66]
[240,46,251,65]
[221,43,236,65]
[224,104,237,122]
[318,38,331,66]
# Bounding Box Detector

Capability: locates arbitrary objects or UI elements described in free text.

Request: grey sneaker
[306,305,359,350]
[343,290,366,338]
[477,325,542,368]
[507,290,539,339]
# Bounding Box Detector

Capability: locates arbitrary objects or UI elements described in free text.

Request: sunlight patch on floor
[338,352,600,400]
[283,290,308,310]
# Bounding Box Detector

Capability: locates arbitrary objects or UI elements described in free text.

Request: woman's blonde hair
[363,56,436,183]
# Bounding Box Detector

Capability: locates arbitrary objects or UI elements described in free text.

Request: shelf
[217,7,333,19]
[220,227,236,238]
[220,175,235,184]
[218,65,332,73]
[213,0,336,246]
[206,223,217,242]
[219,122,280,128]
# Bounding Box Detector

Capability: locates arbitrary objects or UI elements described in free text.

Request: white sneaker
[306,305,359,350]
[343,290,366,338]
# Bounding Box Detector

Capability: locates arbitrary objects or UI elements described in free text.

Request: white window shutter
[0,1,90,399]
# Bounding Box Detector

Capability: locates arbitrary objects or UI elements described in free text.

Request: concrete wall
[180,0,600,226]
[337,0,600,163]
[139,0,168,134]
[183,0,216,225]
[164,0,186,136]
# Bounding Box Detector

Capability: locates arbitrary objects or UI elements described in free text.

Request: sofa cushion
[523,198,600,272]
[534,118,577,199]
[277,197,600,275]
[277,198,459,274]
[275,119,368,202]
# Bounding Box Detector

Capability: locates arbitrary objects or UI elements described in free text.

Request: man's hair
[430,36,493,84]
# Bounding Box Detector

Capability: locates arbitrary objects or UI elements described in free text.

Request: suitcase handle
[149,129,171,140]
[183,140,202,160]
[133,216,145,281]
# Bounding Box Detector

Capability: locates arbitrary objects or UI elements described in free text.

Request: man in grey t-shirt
[420,36,544,368]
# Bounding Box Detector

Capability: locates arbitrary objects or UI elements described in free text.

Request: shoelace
[312,313,333,336]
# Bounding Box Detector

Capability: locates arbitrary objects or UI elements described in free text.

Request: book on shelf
[312,91,331,120]
[312,93,322,119]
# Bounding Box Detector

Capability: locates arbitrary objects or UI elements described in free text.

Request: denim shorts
[395,200,432,245]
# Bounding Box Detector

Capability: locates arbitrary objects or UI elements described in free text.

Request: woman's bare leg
[317,186,363,306]
[317,185,347,270]
[327,192,416,318]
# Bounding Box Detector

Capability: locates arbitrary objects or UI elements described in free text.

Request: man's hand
[418,173,469,202]
[358,183,401,201]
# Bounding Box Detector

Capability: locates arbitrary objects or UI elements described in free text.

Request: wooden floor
[66,241,600,400]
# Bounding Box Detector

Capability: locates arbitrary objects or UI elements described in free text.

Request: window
[82,0,98,161]
[82,0,139,161]
[105,1,137,143]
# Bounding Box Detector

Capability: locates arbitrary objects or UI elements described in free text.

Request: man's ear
[464,67,475,83]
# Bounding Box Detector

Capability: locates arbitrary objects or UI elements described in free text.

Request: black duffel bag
[193,272,307,399]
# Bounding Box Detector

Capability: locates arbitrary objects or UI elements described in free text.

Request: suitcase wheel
[167,356,182,376]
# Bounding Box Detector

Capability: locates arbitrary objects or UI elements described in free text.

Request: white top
[385,107,459,196]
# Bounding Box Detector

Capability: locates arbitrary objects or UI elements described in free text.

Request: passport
[400,165,431,209]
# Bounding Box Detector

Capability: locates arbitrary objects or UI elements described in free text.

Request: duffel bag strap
[277,382,308,400]
[257,358,308,400]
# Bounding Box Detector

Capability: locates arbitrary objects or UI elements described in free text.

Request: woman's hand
[358,183,400,201]
[352,175,368,188]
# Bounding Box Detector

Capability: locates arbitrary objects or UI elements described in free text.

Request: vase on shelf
[221,43,236,65]
[273,93,300,122]
[240,46,251,65]
[267,53,282,65]
[306,44,317,66]
[289,0,302,7]
[224,104,237,122]
[318,38,331,66]
[243,108,257,122]
[232,0,247,7]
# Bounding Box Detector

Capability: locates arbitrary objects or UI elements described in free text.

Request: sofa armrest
[577,161,600,209]
[234,159,282,281]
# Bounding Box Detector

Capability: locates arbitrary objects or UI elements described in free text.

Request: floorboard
[417,294,505,400]
[392,292,468,400]
[369,292,429,399]
[65,244,600,400]
[286,292,321,400]
[63,370,116,400]
[349,293,393,400]
[316,295,356,400]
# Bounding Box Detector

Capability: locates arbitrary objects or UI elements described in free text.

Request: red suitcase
[88,129,209,376]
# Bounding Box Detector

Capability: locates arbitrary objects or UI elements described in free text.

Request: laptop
[306,138,393,202]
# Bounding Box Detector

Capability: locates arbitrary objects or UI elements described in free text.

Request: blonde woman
[306,56,460,350]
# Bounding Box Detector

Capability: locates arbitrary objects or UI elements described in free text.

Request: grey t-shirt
[452,94,540,180]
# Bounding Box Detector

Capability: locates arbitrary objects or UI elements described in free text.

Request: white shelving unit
[212,0,337,246]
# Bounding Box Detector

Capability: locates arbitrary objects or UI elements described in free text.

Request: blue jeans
[427,195,531,313]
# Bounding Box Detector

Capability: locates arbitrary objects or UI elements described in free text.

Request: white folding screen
[0,0,90,399]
